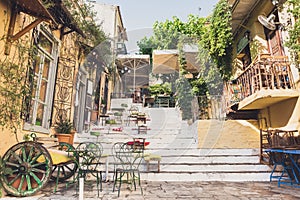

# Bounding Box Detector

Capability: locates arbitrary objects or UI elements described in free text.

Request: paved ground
[2,108,300,199]
[3,179,300,200]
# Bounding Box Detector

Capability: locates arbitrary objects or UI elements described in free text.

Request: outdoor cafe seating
[75,142,105,197]
[111,141,144,197]
[262,128,300,187]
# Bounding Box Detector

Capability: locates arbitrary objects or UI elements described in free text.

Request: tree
[137,0,233,119]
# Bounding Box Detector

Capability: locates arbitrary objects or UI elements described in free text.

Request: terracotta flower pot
[55,131,75,145]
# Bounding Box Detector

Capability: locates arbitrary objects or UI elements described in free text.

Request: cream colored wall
[259,97,299,129]
[0,2,32,155]
[0,2,69,156]
[232,1,274,73]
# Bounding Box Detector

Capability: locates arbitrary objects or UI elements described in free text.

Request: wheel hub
[19,162,31,175]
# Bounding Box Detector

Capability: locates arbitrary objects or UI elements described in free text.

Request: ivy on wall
[0,0,106,139]
[202,0,233,80]
[286,0,300,70]
[0,35,33,138]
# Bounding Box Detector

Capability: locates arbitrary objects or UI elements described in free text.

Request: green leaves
[54,115,74,134]
[149,83,172,96]
[286,0,300,68]
[0,42,32,134]
[204,0,233,80]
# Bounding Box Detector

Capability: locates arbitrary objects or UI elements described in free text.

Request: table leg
[106,157,109,181]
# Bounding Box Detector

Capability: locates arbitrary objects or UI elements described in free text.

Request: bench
[144,154,161,172]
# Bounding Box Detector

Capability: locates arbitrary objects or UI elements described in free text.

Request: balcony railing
[226,54,295,108]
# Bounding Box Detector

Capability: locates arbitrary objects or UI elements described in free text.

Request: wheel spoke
[6,161,20,168]
[26,174,32,191]
[12,169,19,173]
[64,165,73,172]
[21,146,27,162]
[29,172,42,186]
[31,168,46,174]
[27,146,35,162]
[30,152,44,164]
[18,175,25,191]
[11,151,23,164]
[32,162,47,168]
[8,173,21,185]
[52,165,57,172]
[61,166,69,178]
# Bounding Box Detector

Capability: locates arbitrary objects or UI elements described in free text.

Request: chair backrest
[76,142,102,171]
[111,142,143,170]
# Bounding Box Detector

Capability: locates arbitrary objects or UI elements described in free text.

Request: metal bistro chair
[75,142,103,197]
[112,142,144,197]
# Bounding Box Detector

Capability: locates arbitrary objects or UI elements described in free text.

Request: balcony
[226,54,298,111]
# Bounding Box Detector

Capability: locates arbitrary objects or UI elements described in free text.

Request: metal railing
[225,54,295,107]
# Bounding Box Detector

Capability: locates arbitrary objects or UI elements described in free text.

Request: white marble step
[152,163,272,172]
[156,155,260,164]
[141,172,272,182]
[143,148,260,156]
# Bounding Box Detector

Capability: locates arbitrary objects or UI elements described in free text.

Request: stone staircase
[76,106,273,182]
[140,113,272,182]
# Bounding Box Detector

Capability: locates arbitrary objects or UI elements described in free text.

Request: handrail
[226,54,295,106]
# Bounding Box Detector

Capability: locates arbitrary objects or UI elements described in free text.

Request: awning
[238,89,299,110]
[47,1,84,36]
[13,0,84,36]
[14,0,56,22]
[153,45,201,75]
[153,50,179,74]
[228,0,262,37]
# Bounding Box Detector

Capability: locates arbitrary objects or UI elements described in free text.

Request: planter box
[55,132,75,145]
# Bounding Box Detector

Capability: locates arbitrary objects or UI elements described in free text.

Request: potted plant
[54,116,75,145]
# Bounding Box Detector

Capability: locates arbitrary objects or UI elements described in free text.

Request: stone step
[146,155,260,164]
[77,106,272,182]
[140,172,272,182]
[143,148,260,156]
[151,163,272,172]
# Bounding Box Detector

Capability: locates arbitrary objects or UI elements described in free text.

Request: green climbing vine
[0,24,33,137]
[286,0,300,70]
[203,0,233,80]
[0,0,107,139]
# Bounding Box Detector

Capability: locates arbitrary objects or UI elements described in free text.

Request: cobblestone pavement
[3,179,300,200]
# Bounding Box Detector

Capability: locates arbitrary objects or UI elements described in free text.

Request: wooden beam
[12,18,44,41]
[4,5,17,55]
[5,13,44,55]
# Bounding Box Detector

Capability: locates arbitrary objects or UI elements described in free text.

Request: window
[24,26,58,132]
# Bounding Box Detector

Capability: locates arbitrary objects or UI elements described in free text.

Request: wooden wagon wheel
[50,142,78,182]
[2,141,52,197]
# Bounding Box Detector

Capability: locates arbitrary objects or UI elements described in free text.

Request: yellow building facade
[0,0,110,155]
[227,0,300,146]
